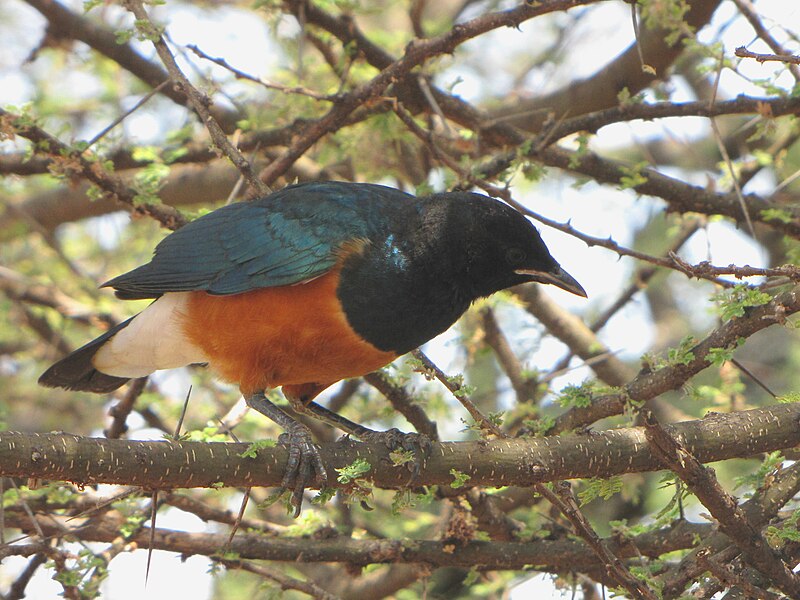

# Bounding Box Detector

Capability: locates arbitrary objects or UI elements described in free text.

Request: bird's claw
[359,428,432,481]
[277,424,327,517]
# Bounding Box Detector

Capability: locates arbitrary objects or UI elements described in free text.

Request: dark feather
[38,318,134,393]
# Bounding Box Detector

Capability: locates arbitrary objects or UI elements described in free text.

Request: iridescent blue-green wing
[102,182,412,299]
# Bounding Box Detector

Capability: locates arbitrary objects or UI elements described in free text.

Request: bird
[40,181,586,513]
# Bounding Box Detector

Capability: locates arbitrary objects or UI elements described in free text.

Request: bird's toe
[277,424,328,517]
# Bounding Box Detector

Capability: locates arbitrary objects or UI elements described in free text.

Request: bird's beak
[515,265,587,298]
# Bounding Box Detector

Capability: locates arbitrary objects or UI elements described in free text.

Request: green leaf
[336,458,372,484]
[449,468,471,489]
[706,338,745,366]
[312,487,336,505]
[389,448,415,467]
[712,285,772,321]
[778,391,800,404]
[735,451,783,491]
[760,208,794,224]
[239,439,277,458]
[667,335,696,366]
[578,476,623,505]
[618,161,649,190]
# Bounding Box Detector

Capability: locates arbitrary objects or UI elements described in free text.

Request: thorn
[225,488,251,550]
[173,386,192,439]
[145,490,159,587]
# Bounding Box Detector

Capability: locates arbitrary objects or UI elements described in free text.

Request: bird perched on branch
[40,181,586,514]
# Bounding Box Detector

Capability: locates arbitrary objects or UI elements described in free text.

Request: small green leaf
[667,335,696,366]
[578,476,623,505]
[712,285,772,321]
[778,391,800,404]
[760,208,794,224]
[389,448,415,467]
[449,468,470,489]
[239,439,277,458]
[312,487,336,505]
[336,458,371,484]
[618,161,649,190]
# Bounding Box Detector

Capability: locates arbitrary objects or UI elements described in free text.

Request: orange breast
[181,267,397,396]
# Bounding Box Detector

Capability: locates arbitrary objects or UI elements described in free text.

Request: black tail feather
[38,317,135,393]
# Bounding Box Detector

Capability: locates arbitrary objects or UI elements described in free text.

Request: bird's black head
[429,192,587,300]
[337,188,585,354]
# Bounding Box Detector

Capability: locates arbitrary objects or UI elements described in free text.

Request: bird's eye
[505,247,526,265]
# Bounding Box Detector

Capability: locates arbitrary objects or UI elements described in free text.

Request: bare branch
[735,46,800,66]
[0,508,721,570]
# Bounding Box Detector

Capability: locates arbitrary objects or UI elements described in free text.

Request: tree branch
[0,106,187,230]
[3,403,800,489]
[1,506,709,570]
[553,284,800,432]
[643,410,800,597]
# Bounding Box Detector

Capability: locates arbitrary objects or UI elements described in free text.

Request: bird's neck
[337,233,476,354]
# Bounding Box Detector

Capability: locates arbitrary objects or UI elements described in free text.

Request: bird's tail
[38,317,135,393]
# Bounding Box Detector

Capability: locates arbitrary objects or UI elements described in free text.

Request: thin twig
[735,46,800,66]
[85,79,171,149]
[730,358,777,398]
[411,349,505,437]
[216,557,342,600]
[709,49,756,239]
[362,371,439,439]
[732,0,800,79]
[187,45,337,101]
[174,386,192,439]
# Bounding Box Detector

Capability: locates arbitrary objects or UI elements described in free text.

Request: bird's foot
[357,428,432,481]
[276,423,328,517]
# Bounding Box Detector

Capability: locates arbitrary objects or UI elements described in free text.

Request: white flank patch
[93,292,208,377]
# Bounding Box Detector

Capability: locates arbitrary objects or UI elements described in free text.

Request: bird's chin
[515,266,587,298]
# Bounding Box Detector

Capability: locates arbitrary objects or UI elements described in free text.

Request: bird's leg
[283,384,432,481]
[244,391,327,517]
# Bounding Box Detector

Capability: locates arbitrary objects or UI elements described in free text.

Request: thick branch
[2,403,800,489]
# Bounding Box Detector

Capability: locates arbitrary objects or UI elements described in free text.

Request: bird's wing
[103,182,411,299]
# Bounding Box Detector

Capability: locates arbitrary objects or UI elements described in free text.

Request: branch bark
[2,507,708,569]
[2,402,800,490]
